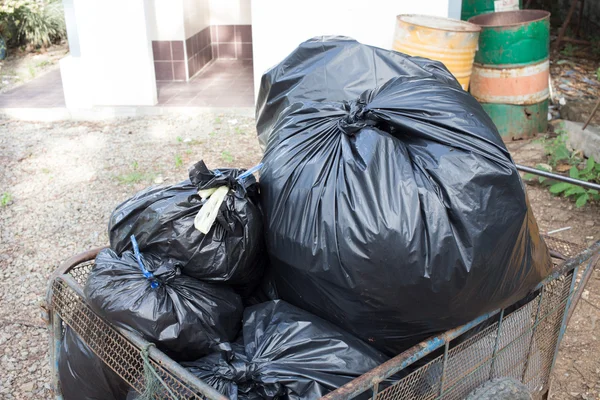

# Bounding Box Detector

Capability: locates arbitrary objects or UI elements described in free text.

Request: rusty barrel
[469,10,550,140]
[461,0,522,21]
[393,15,481,90]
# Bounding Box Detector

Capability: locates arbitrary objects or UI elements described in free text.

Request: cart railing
[43,236,600,400]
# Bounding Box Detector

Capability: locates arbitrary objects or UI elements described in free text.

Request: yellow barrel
[394,14,481,90]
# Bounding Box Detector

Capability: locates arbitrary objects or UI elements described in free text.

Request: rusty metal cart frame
[44,236,600,400]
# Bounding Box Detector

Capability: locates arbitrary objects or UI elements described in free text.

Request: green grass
[209,131,218,138]
[116,172,146,184]
[1,192,12,207]
[35,60,51,68]
[28,64,36,79]
[214,117,222,124]
[175,154,183,168]
[221,151,234,163]
[176,136,183,143]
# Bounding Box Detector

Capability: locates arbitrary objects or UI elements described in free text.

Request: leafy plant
[176,136,183,143]
[1,192,12,206]
[221,151,234,163]
[131,160,139,170]
[28,63,35,78]
[0,0,66,48]
[214,117,222,124]
[116,172,145,185]
[524,151,600,208]
[174,154,183,168]
[561,43,576,57]
[597,67,600,82]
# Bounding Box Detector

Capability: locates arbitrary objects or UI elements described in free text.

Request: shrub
[0,0,66,48]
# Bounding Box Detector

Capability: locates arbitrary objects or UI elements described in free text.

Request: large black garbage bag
[183,300,389,400]
[58,326,129,400]
[257,37,553,356]
[108,160,265,292]
[85,248,243,361]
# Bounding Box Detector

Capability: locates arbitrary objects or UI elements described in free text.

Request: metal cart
[44,235,600,400]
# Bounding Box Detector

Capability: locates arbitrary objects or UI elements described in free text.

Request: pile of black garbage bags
[59,37,553,400]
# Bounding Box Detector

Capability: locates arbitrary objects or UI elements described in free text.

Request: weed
[28,64,35,78]
[176,136,183,143]
[209,131,218,137]
[234,126,244,135]
[175,154,183,168]
[185,149,193,155]
[214,117,222,124]
[41,168,51,174]
[36,60,51,68]
[221,151,234,163]
[131,160,139,170]
[597,67,600,82]
[1,192,12,207]
[116,172,145,184]
[561,43,576,57]
[524,136,600,208]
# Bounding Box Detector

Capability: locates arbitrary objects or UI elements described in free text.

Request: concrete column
[61,0,157,107]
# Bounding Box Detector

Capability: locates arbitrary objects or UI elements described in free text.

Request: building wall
[145,0,185,41]
[209,0,251,25]
[251,0,452,97]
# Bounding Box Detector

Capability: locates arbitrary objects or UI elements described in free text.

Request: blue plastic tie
[237,163,263,182]
[130,235,159,289]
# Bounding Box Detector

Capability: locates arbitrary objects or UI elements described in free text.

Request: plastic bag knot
[339,99,374,135]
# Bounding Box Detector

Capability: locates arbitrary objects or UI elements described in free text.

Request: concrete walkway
[0,60,253,109]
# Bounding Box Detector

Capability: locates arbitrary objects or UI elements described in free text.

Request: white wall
[184,0,210,37]
[62,0,157,106]
[251,0,451,96]
[146,0,185,41]
[209,0,251,25]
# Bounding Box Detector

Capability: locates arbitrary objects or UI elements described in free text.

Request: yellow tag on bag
[194,186,230,234]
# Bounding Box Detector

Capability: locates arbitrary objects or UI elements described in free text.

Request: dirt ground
[0,42,69,93]
[0,115,598,399]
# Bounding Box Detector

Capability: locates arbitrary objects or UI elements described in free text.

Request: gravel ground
[0,114,260,399]
[0,115,598,399]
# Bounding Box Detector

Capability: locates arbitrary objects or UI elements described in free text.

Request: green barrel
[469,10,551,140]
[461,0,522,21]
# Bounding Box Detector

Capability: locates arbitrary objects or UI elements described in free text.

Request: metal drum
[461,0,522,21]
[469,10,551,140]
[393,14,481,90]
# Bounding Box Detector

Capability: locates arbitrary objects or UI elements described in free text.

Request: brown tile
[210,25,217,43]
[185,38,193,59]
[173,61,186,80]
[199,28,207,49]
[197,52,205,71]
[154,61,173,81]
[152,41,172,61]
[218,43,235,59]
[188,57,196,78]
[217,25,234,43]
[234,25,252,43]
[235,43,253,60]
[171,41,185,61]
[206,45,213,61]
[204,26,212,46]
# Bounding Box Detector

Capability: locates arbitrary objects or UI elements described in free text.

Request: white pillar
[61,0,157,107]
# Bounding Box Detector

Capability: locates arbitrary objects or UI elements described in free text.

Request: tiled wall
[186,26,213,79]
[211,25,252,60]
[151,24,252,81]
[152,41,186,81]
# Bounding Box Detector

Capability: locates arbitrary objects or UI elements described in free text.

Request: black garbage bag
[108,160,265,292]
[182,300,389,400]
[85,248,243,361]
[58,326,129,400]
[257,37,553,356]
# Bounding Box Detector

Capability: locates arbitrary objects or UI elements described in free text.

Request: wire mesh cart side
[44,237,600,400]
[322,237,600,400]
[42,247,228,400]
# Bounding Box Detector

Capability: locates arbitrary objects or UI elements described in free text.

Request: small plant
[176,136,183,143]
[597,67,600,82]
[221,151,234,163]
[214,117,222,124]
[131,160,139,170]
[209,131,217,137]
[561,43,576,57]
[41,167,50,173]
[116,172,145,184]
[28,64,35,78]
[35,59,50,68]
[1,192,12,206]
[525,149,600,208]
[174,154,183,168]
[234,126,243,135]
